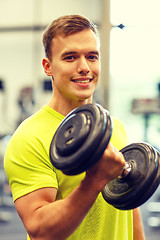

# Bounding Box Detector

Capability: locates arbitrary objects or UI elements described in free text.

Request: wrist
[81,171,109,195]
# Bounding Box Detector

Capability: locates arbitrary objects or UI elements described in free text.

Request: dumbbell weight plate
[102,143,160,210]
[50,104,112,175]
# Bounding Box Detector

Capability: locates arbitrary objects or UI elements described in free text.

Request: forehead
[51,29,100,57]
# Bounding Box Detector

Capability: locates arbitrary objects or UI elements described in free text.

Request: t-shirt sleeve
[4,128,58,202]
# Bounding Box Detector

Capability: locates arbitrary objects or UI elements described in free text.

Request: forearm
[133,208,145,240]
[27,176,101,240]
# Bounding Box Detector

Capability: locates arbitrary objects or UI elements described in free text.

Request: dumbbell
[49,104,160,210]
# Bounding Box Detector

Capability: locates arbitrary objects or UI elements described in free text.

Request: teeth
[74,80,91,83]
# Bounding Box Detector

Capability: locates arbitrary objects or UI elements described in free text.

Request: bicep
[15,187,57,231]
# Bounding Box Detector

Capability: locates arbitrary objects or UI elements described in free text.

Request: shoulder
[10,106,64,143]
[4,106,63,169]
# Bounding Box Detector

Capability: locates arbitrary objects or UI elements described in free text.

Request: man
[4,15,145,240]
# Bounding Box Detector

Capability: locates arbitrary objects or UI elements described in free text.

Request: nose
[77,57,90,75]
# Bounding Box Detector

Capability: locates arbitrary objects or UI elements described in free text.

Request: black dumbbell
[49,104,160,210]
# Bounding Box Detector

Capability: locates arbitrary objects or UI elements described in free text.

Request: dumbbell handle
[119,162,132,179]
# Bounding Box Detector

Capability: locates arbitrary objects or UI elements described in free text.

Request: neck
[48,96,93,116]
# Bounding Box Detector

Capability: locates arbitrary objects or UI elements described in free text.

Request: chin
[77,91,94,100]
[78,96,92,103]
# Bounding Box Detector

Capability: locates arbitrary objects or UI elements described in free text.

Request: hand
[85,142,126,191]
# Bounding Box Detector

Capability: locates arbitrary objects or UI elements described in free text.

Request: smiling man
[4,15,145,240]
[42,23,100,115]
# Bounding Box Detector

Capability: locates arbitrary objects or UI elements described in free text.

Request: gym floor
[0,193,160,240]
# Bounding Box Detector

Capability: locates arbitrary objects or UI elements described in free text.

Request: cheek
[54,64,75,78]
[93,63,100,76]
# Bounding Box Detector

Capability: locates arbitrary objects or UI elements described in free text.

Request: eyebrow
[61,50,99,59]
[61,51,77,59]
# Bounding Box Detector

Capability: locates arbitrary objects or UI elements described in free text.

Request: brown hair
[42,15,98,60]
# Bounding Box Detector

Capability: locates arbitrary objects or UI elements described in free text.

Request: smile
[71,78,93,83]
[73,80,91,83]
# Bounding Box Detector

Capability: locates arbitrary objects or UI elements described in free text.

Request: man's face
[44,29,100,106]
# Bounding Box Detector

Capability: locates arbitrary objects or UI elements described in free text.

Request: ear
[42,58,52,76]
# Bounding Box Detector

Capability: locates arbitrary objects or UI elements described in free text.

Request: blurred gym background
[0,0,160,239]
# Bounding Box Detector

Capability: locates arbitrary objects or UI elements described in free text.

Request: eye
[63,55,77,62]
[87,55,99,61]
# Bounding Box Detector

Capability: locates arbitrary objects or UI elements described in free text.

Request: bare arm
[133,208,145,240]
[15,180,100,240]
[15,143,125,240]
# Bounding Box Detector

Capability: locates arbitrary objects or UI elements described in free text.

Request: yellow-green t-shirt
[4,105,133,240]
